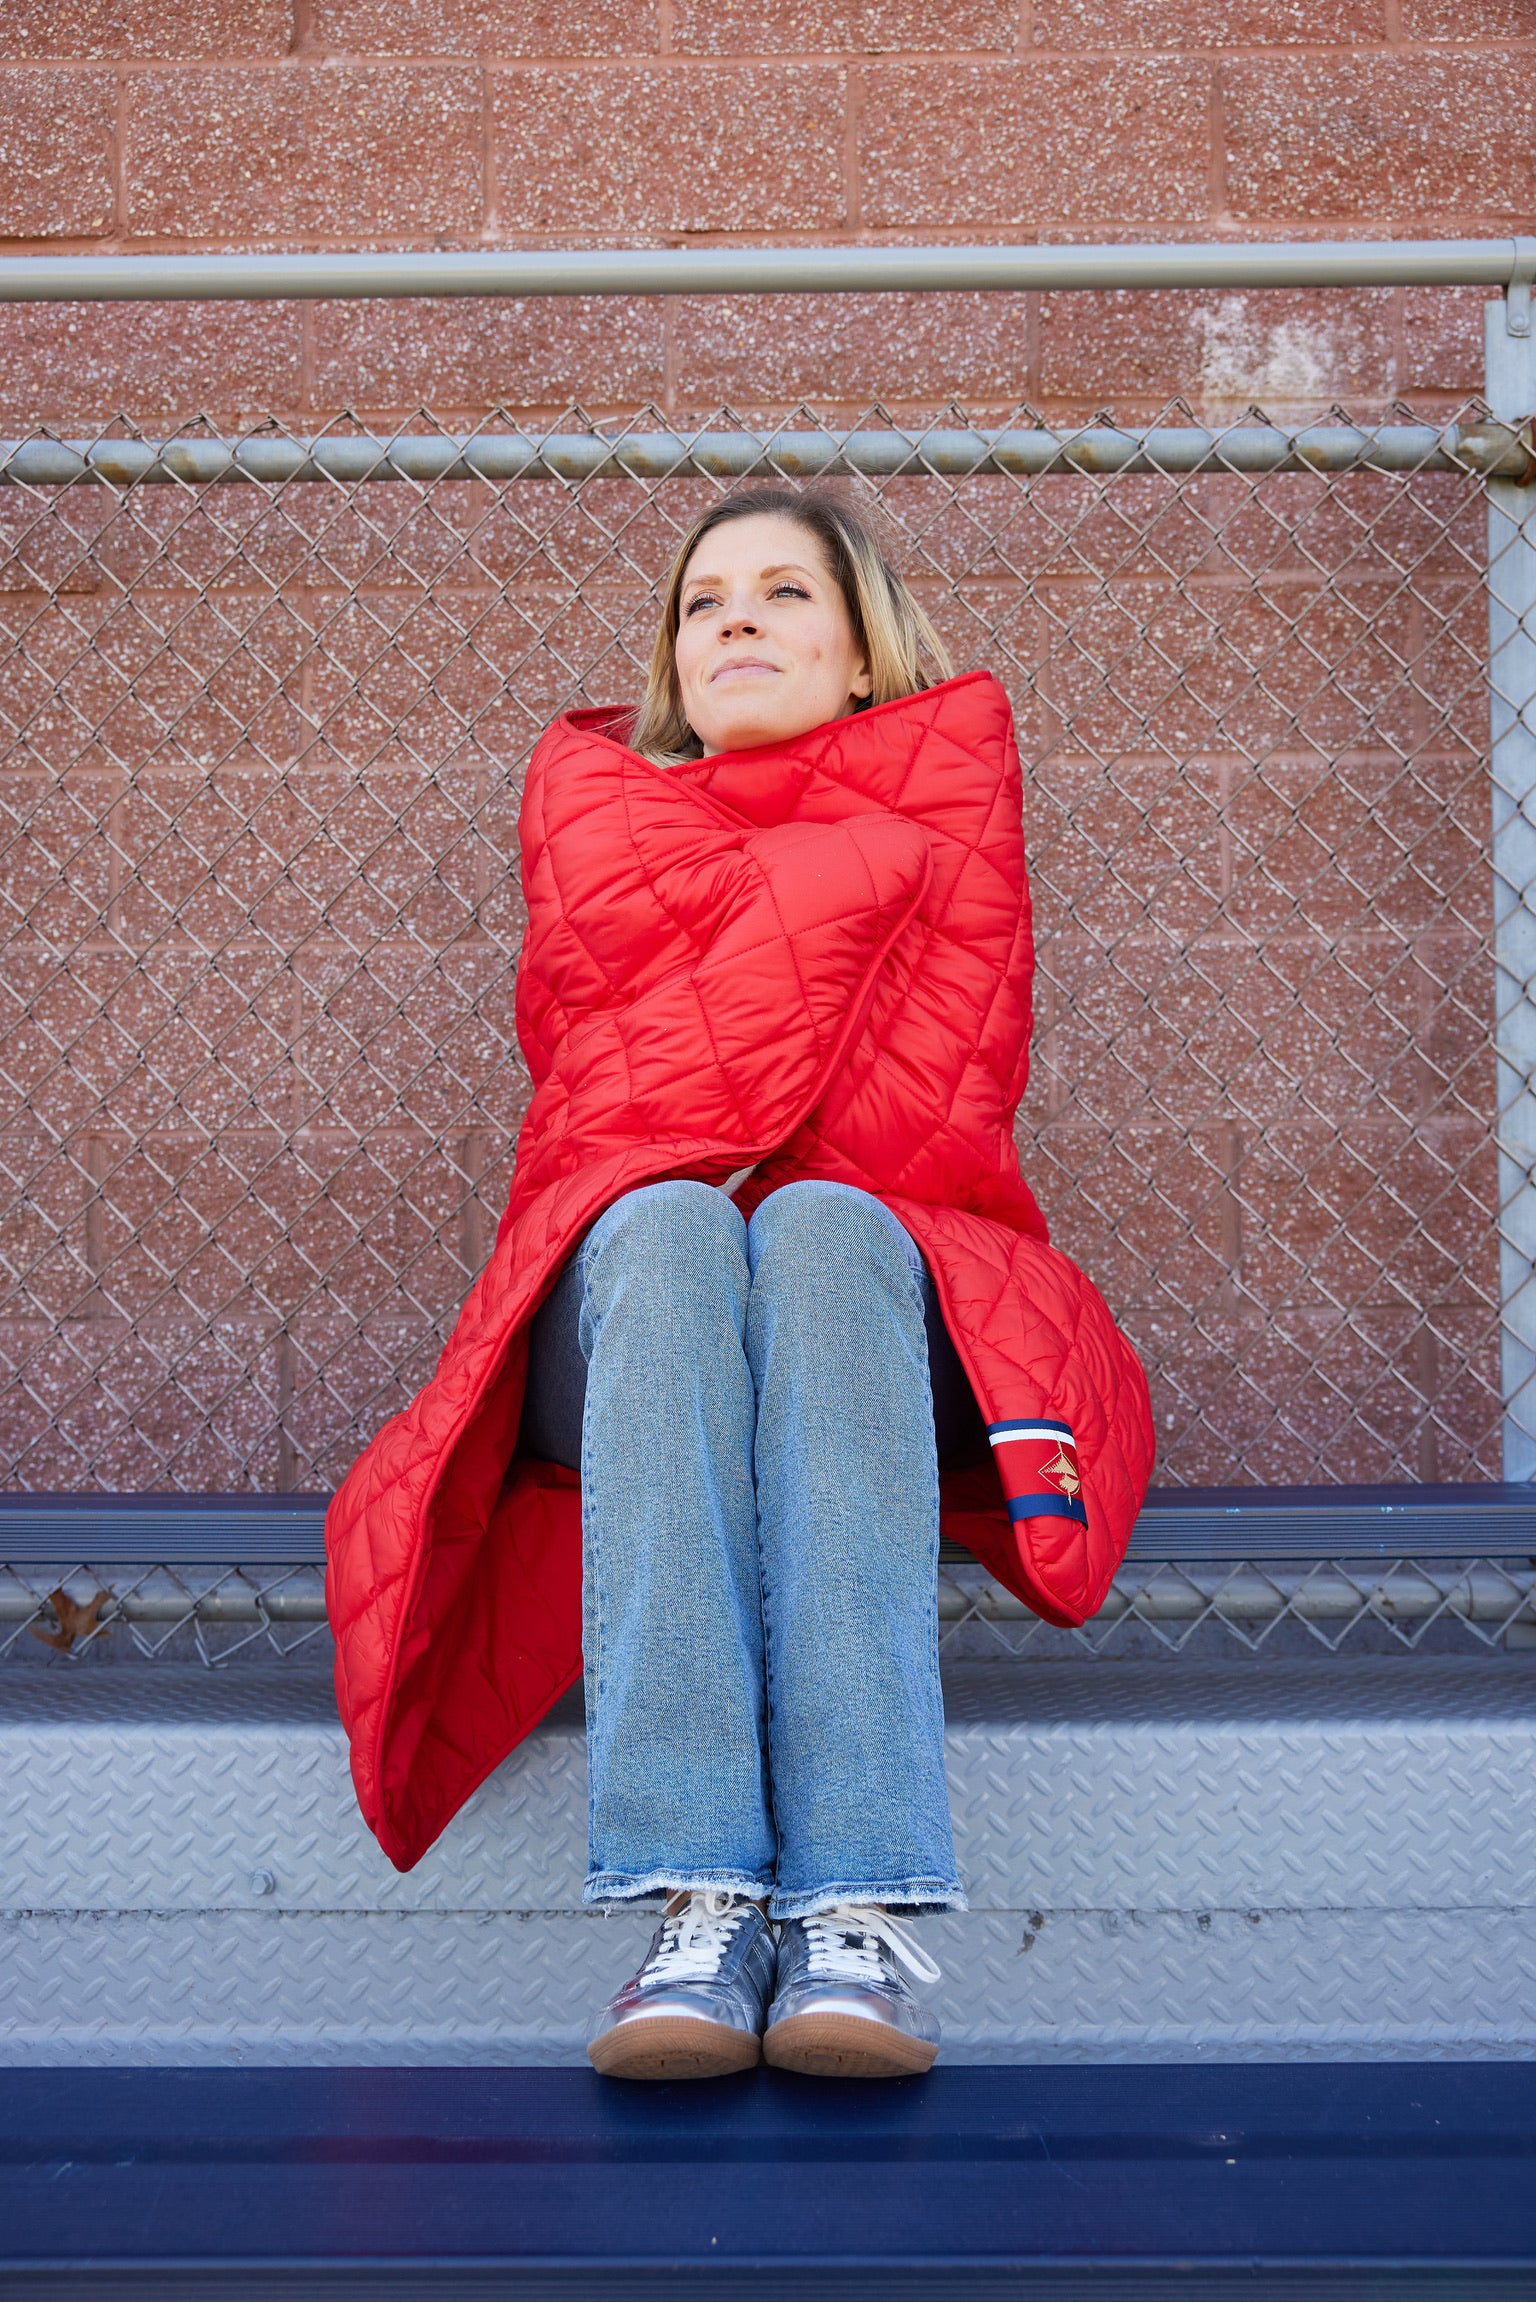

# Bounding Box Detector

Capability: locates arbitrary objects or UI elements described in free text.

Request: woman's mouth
[710,658,780,681]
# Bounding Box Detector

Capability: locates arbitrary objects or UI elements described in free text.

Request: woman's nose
[719,612,760,636]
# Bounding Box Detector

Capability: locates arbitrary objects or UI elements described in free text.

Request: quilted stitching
[325,672,1154,1869]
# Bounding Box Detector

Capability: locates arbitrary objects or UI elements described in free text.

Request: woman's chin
[695,710,825,756]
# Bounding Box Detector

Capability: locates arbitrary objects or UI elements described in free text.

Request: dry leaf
[29,1586,110,1653]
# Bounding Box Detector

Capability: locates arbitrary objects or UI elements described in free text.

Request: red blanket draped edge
[325,673,1155,1870]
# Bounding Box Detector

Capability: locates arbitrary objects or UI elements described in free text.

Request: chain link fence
[0,1560,329,1667]
[5,1551,1533,1668]
[0,399,1514,1497]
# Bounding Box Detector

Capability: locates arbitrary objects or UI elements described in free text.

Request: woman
[325,485,1154,2085]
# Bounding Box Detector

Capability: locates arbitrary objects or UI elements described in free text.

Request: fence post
[1487,288,1536,1478]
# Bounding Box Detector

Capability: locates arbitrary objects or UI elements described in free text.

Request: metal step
[5,1659,1536,2066]
[4,2063,1536,2298]
[6,1483,1536,1564]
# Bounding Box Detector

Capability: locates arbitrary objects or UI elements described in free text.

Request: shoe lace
[640,1891,751,1985]
[800,1902,942,1987]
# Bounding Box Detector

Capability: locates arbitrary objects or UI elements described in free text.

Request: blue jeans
[521,1180,968,1920]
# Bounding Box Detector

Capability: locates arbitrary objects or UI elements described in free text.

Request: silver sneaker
[763,1903,942,2078]
[587,1891,776,2081]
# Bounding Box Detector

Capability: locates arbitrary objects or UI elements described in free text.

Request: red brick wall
[1,3,1531,428]
[0,7,1526,1493]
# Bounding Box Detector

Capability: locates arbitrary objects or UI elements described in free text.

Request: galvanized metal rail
[0,234,1532,304]
[2,1559,1532,1630]
[3,419,1531,487]
[941,1561,1536,1626]
[3,1491,1535,1653]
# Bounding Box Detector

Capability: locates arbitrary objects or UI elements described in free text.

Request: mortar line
[844,64,863,234]
[1209,59,1229,228]
[112,66,128,246]
[481,67,496,234]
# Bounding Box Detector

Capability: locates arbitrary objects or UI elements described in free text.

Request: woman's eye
[769,582,810,600]
[683,593,719,616]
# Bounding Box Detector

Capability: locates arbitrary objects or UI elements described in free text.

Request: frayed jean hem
[770,1878,967,1922]
[583,1866,774,1908]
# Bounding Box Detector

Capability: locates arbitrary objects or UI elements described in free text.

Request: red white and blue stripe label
[988,1417,1088,1526]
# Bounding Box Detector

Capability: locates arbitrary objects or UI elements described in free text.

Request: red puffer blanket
[326,670,1154,1870]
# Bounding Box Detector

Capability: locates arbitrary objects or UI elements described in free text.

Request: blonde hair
[629,484,953,764]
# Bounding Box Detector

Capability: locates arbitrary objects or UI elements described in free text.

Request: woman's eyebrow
[682,563,818,591]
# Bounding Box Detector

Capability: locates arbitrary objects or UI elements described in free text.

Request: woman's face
[673,512,872,756]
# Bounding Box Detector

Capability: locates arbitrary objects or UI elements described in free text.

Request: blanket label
[988,1418,1089,1526]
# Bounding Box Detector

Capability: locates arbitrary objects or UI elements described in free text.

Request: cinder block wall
[1,2,1530,428]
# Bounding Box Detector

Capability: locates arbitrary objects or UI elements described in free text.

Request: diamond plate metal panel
[0,1909,649,2067]
[2,1906,1533,2067]
[0,1671,590,1914]
[927,1907,1536,2062]
[943,1661,1536,1914]
[5,1662,1536,1922]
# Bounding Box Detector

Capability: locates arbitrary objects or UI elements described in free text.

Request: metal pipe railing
[3,420,1530,489]
[1486,307,1536,1474]
[939,1564,1536,1625]
[0,237,1531,306]
[3,1563,1532,1630]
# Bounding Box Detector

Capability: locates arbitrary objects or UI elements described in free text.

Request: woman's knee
[583,1180,747,1291]
[747,1180,923,1292]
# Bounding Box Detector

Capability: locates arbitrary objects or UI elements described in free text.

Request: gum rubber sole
[762,2012,939,2079]
[587,2016,761,2082]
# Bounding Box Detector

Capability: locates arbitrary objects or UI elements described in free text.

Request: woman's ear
[850,656,873,701]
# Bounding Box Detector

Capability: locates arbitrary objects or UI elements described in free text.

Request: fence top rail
[0,237,1532,305]
[3,419,1527,488]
